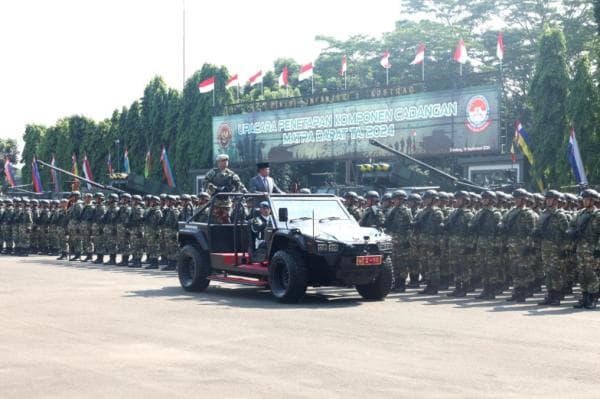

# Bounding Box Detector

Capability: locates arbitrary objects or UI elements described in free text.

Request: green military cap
[215,154,229,161]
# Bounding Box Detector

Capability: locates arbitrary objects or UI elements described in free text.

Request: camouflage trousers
[59,229,69,254]
[0,224,9,249]
[116,224,130,255]
[145,227,161,259]
[129,226,144,259]
[475,239,502,286]
[105,225,118,255]
[17,224,31,250]
[407,232,420,276]
[91,223,103,254]
[81,222,94,254]
[448,237,470,284]
[391,234,410,282]
[532,241,544,281]
[439,237,450,278]
[67,221,82,254]
[48,225,61,252]
[418,240,441,285]
[165,228,179,261]
[575,243,599,294]
[540,241,566,292]
[507,242,535,289]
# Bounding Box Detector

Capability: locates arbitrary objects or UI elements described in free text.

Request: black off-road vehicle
[177,193,393,303]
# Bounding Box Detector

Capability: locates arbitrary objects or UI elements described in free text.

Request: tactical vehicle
[177,193,393,303]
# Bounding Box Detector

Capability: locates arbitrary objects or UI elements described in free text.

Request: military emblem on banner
[465,95,492,133]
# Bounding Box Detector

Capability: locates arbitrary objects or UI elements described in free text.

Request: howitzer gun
[37,159,127,194]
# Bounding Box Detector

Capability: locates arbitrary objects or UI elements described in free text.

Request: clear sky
[0,0,404,150]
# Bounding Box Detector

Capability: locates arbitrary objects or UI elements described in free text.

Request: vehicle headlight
[378,241,393,251]
[317,243,329,252]
[328,243,339,252]
[316,242,340,253]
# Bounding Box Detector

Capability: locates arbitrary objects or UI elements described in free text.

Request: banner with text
[213,85,500,164]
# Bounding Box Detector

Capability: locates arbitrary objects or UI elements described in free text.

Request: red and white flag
[380,51,391,69]
[410,43,425,65]
[298,62,313,81]
[340,55,347,76]
[225,74,238,89]
[454,39,468,64]
[496,32,505,61]
[278,66,289,87]
[198,76,215,93]
[248,70,263,86]
[82,153,94,190]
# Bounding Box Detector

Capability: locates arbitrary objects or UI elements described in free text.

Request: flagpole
[386,68,389,86]
[421,58,425,82]
[344,71,347,90]
[212,88,215,107]
[261,81,264,97]
[459,63,462,77]
[311,75,314,94]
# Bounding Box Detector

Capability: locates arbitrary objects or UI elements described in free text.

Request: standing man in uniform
[204,154,247,195]
[67,191,83,261]
[343,192,362,221]
[143,196,162,269]
[80,193,95,262]
[92,193,106,264]
[413,190,444,294]
[359,191,385,229]
[128,195,145,268]
[445,191,474,297]
[116,193,132,266]
[104,193,120,265]
[384,190,412,292]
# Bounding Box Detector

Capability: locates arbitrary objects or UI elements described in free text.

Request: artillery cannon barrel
[37,159,126,194]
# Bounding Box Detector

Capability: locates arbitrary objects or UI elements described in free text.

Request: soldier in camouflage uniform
[143,195,162,269]
[406,193,422,287]
[2,199,15,254]
[103,193,120,265]
[91,193,107,264]
[195,192,210,223]
[38,200,51,254]
[179,194,194,222]
[381,193,393,218]
[359,191,385,229]
[11,199,21,255]
[501,189,538,303]
[445,191,474,297]
[343,191,362,222]
[528,193,545,293]
[160,195,180,270]
[0,199,8,253]
[437,192,452,289]
[468,190,503,299]
[79,193,95,261]
[413,190,444,294]
[204,154,247,195]
[567,189,600,309]
[18,199,33,256]
[67,191,84,261]
[29,200,41,254]
[127,195,145,268]
[384,190,412,292]
[534,190,569,306]
[55,199,70,259]
[113,193,132,266]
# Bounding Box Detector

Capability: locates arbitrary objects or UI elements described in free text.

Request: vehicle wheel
[355,256,393,300]
[177,245,211,292]
[268,250,308,303]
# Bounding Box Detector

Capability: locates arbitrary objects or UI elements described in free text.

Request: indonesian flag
[279,66,288,87]
[568,127,588,185]
[298,62,313,81]
[497,32,505,61]
[410,43,425,65]
[454,39,468,64]
[226,74,238,89]
[248,70,263,86]
[340,55,347,76]
[82,153,94,190]
[380,51,391,69]
[198,76,215,93]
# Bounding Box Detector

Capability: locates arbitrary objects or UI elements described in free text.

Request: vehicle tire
[268,250,308,303]
[355,256,393,300]
[177,245,211,292]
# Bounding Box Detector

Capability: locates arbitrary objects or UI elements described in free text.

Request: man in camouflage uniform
[384,190,412,292]
[534,190,569,306]
[55,199,70,259]
[116,193,132,266]
[143,195,162,269]
[161,195,180,270]
[501,188,538,303]
[79,193,95,261]
[37,200,51,254]
[3,199,15,254]
[179,194,194,221]
[528,193,545,293]
[103,193,120,265]
[406,193,422,287]
[413,190,444,294]
[436,192,452,289]
[468,191,503,298]
[128,195,145,268]
[29,200,40,254]
[380,193,393,218]
[445,191,474,297]
[195,192,210,223]
[343,191,362,222]
[67,191,84,261]
[17,199,33,256]
[0,199,9,254]
[204,154,247,195]
[567,189,600,309]
[359,191,385,229]
[91,193,107,264]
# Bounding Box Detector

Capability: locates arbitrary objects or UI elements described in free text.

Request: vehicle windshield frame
[269,196,352,227]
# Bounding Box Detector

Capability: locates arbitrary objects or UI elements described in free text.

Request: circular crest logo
[217,123,233,149]
[465,95,492,133]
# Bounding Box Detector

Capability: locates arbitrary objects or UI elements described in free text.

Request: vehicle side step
[208,275,268,287]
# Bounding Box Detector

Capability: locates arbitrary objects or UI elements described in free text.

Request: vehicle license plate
[356,255,382,266]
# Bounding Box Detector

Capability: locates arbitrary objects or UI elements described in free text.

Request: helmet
[181,194,191,201]
[40,199,49,205]
[95,192,105,199]
[70,191,81,197]
[132,195,142,201]
[30,199,39,206]
[365,190,380,200]
[391,190,408,200]
[544,190,561,199]
[190,194,198,200]
[152,195,161,202]
[422,189,438,200]
[512,188,529,198]
[198,192,210,199]
[438,191,449,200]
[143,194,152,201]
[455,190,470,199]
[533,193,545,202]
[84,193,93,198]
[382,193,392,201]
[159,193,168,200]
[581,189,598,199]
[51,200,60,205]
[565,193,578,203]
[120,193,132,200]
[408,193,422,202]
[344,191,358,199]
[108,193,119,201]
[481,190,497,200]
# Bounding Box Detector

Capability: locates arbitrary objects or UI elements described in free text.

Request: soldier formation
[345,187,600,310]
[0,190,211,271]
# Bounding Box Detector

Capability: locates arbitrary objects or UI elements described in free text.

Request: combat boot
[56,252,67,260]
[562,281,573,296]
[584,293,598,310]
[69,252,81,261]
[548,290,561,306]
[128,258,142,268]
[573,292,588,309]
[144,258,159,269]
[506,288,519,302]
[117,255,128,266]
[438,275,449,290]
[537,290,554,306]
[407,273,420,288]
[83,253,93,262]
[448,281,466,297]
[394,277,406,293]
[107,254,117,265]
[418,284,438,295]
[514,287,527,303]
[93,254,104,264]
[477,284,496,300]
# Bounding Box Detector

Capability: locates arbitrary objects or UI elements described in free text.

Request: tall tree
[529,26,570,187]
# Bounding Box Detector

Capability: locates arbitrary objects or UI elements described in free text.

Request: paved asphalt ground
[1,256,599,398]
